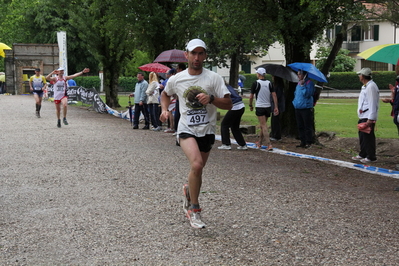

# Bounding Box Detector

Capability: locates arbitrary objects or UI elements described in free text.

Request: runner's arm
[160,90,172,122]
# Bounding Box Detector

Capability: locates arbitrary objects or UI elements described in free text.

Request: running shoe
[186,208,206,229]
[237,145,248,150]
[57,119,61,128]
[63,118,68,125]
[182,184,190,214]
[164,128,175,133]
[218,144,231,150]
[36,111,40,118]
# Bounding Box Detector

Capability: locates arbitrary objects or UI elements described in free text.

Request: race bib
[187,109,209,126]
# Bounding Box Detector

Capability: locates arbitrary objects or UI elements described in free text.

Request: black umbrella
[255,64,299,83]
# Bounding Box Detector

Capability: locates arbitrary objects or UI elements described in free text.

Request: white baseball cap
[357,67,372,76]
[186,39,207,52]
[57,67,65,71]
[256,67,266,76]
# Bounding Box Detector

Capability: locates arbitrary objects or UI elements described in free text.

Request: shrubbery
[74,71,396,93]
[74,76,138,92]
[242,71,396,90]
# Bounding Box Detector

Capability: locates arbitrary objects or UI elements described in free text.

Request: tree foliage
[365,0,399,25]
[316,47,356,72]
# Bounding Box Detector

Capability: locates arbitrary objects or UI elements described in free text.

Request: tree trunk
[229,52,239,89]
[103,65,121,108]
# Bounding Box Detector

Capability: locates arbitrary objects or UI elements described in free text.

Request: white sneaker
[186,209,206,228]
[218,144,231,150]
[360,158,377,164]
[351,155,364,161]
[237,145,248,150]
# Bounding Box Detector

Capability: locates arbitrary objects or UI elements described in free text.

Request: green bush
[242,71,396,90]
[74,76,100,89]
[118,77,138,92]
[73,76,138,92]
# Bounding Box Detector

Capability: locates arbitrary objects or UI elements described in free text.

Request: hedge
[73,76,138,92]
[74,71,396,93]
[242,71,396,90]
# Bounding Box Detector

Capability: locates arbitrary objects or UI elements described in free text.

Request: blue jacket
[226,84,242,104]
[292,79,315,109]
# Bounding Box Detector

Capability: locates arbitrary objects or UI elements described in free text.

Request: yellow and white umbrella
[0,42,12,57]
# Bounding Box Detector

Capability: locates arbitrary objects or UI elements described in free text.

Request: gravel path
[1,95,399,265]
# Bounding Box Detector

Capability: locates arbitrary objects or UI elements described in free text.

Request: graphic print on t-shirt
[183,86,209,126]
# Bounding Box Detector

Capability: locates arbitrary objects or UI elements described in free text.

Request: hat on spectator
[57,67,65,71]
[357,68,372,76]
[167,68,176,75]
[186,39,207,52]
[35,68,40,72]
[256,67,266,76]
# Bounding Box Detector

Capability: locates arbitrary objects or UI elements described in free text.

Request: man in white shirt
[352,68,379,163]
[160,39,232,228]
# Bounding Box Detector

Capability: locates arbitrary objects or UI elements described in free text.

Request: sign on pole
[57,31,68,76]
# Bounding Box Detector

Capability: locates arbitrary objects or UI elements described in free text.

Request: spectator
[382,75,399,136]
[218,81,247,150]
[130,72,150,129]
[159,68,177,133]
[292,70,315,148]
[67,79,77,87]
[352,68,379,163]
[146,72,161,131]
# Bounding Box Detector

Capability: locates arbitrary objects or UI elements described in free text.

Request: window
[364,26,374,40]
[351,26,362,41]
[361,59,388,71]
[364,25,379,41]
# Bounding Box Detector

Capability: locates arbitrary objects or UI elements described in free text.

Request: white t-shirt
[165,68,230,137]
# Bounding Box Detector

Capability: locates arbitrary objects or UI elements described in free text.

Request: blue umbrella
[287,62,328,83]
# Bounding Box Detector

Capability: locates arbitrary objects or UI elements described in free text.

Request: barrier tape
[214,135,399,179]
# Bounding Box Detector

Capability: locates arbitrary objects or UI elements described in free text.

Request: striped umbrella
[357,43,399,65]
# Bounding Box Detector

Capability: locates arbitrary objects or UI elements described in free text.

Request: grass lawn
[106,95,397,139]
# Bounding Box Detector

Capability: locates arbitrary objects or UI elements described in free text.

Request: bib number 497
[187,109,209,126]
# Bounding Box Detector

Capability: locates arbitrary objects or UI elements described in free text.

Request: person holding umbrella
[292,70,315,148]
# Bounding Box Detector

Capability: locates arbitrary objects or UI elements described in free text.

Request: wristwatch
[209,94,215,104]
